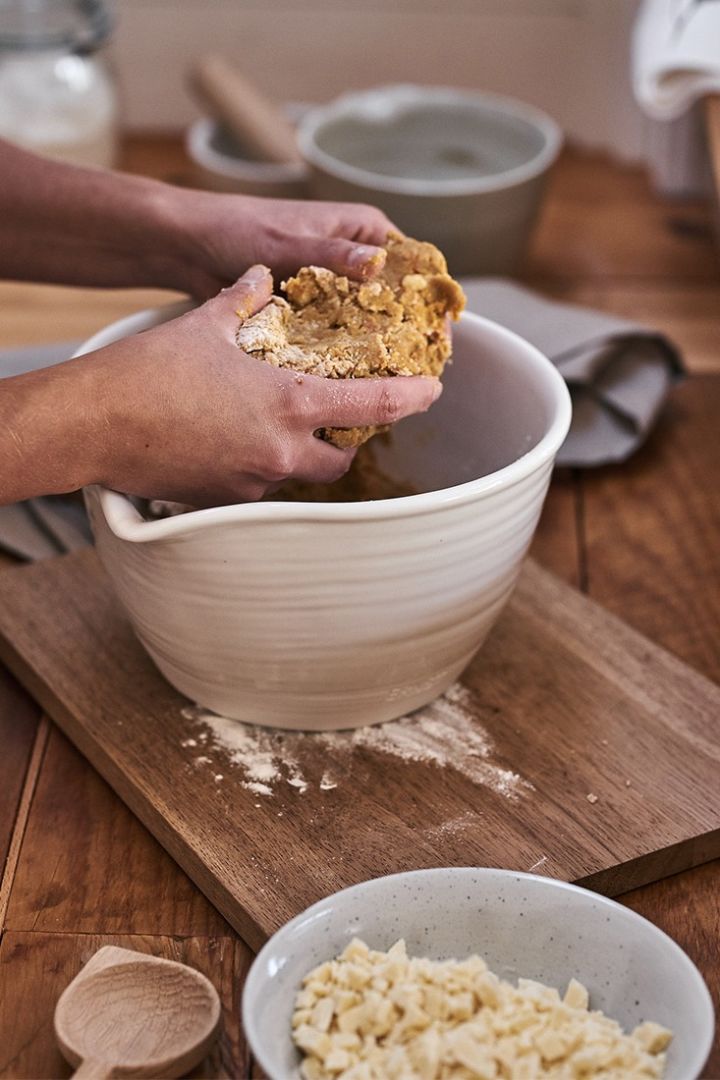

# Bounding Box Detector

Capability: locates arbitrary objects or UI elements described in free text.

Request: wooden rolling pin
[189,53,304,165]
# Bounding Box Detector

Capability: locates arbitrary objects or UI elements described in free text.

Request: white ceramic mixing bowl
[80,307,570,731]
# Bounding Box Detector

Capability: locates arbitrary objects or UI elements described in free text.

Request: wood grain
[0,932,253,1080]
[118,135,191,182]
[0,717,49,932]
[704,96,720,222]
[582,376,720,684]
[527,151,719,283]
[0,283,183,351]
[0,550,718,951]
[623,861,720,1080]
[529,469,582,587]
[0,671,42,897]
[6,726,231,937]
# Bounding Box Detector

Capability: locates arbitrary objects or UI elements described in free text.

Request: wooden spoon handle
[72,1060,113,1079]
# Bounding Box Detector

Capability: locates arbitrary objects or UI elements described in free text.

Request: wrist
[0,356,109,502]
[147,184,256,297]
[124,178,205,293]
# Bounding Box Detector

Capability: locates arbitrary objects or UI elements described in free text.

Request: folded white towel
[633,0,720,119]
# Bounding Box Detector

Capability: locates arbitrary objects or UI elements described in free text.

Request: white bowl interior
[300,86,561,195]
[317,105,545,181]
[243,869,714,1080]
[374,315,561,494]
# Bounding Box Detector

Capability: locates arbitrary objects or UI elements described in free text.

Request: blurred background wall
[112,0,650,161]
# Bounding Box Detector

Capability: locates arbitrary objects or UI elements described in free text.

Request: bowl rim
[186,116,309,182]
[75,304,571,542]
[241,866,715,1080]
[297,84,563,198]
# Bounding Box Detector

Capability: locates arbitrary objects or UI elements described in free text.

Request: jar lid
[0,0,113,51]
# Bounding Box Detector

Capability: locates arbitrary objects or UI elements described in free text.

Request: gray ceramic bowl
[297,85,562,275]
[242,868,714,1080]
[185,116,308,199]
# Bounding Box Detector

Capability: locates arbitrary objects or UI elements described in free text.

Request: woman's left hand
[168,191,396,298]
[0,139,396,295]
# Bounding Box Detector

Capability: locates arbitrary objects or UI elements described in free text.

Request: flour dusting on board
[181,682,531,801]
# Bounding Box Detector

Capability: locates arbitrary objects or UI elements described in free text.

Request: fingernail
[243,264,271,283]
[235,266,272,318]
[431,380,443,402]
[347,245,386,275]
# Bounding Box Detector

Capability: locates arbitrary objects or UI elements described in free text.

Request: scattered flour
[180,683,532,803]
[320,770,339,791]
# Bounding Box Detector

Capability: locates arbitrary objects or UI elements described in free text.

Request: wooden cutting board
[0,549,718,951]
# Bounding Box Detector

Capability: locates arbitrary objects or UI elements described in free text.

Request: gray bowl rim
[241,866,715,1080]
[297,84,563,197]
[75,305,571,542]
[185,116,309,183]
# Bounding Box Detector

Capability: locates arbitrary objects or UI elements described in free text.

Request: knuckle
[290,391,312,422]
[287,380,320,425]
[376,384,401,423]
[335,450,355,479]
[317,450,354,485]
[242,481,269,502]
[367,206,393,233]
[359,202,384,222]
[264,224,289,246]
[266,441,296,483]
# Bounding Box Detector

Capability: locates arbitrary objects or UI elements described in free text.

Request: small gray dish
[242,867,714,1080]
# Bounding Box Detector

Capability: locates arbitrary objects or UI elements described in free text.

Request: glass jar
[0,0,119,168]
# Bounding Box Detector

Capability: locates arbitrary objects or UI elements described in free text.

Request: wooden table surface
[0,138,718,1079]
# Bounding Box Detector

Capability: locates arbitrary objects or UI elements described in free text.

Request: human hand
[166,190,397,299]
[0,139,396,296]
[86,267,440,506]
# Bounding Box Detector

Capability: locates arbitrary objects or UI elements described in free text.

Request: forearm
[0,139,197,291]
[0,358,106,503]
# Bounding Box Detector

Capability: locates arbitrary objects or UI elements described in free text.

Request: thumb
[201,265,274,329]
[285,238,387,281]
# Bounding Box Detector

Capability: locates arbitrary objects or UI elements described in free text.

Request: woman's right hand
[78,265,441,507]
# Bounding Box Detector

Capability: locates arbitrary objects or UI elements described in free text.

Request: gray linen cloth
[0,284,684,559]
[460,278,684,468]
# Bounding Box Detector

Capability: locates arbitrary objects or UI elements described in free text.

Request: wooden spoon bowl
[54,946,221,1078]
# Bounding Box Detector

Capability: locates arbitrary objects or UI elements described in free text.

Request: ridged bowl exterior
[80,309,571,731]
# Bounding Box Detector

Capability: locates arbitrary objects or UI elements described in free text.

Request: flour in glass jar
[180,682,531,801]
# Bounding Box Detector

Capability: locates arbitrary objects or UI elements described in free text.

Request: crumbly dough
[235,234,465,448]
[270,440,416,504]
[292,939,672,1080]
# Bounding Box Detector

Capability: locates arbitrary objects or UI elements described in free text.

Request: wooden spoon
[54,945,221,1079]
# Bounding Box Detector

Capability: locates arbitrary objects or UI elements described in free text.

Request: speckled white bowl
[242,868,714,1080]
[79,306,570,731]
